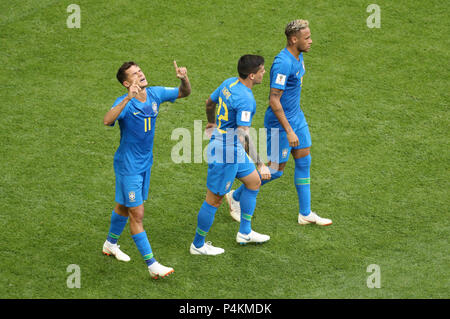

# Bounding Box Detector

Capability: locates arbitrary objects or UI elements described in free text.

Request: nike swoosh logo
[133,111,141,115]
[239,234,251,241]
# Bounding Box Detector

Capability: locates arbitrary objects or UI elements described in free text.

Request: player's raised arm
[236,125,271,180]
[173,60,191,98]
[269,87,299,147]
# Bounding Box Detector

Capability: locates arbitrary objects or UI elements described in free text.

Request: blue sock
[106,211,128,244]
[294,155,311,216]
[239,187,259,235]
[232,184,245,202]
[132,231,156,266]
[233,168,283,202]
[193,201,218,248]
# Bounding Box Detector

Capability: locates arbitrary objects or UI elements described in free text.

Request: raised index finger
[173,60,178,70]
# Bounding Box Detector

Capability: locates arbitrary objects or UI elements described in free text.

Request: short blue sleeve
[151,86,179,104]
[270,58,291,91]
[210,85,222,104]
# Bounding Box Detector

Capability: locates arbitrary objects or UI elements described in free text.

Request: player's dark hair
[237,55,264,79]
[116,61,137,85]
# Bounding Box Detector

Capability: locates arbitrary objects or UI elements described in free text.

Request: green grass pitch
[0,0,448,298]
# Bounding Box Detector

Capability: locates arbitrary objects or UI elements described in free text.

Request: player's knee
[293,147,311,160]
[205,191,224,208]
[114,203,129,216]
[245,175,261,190]
[206,198,222,208]
[128,206,145,224]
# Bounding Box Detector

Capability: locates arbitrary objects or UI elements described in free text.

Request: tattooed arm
[236,126,271,180]
[269,87,299,147]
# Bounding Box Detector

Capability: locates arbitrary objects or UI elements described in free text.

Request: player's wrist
[257,162,265,169]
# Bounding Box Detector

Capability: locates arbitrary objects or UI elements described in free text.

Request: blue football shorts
[266,125,311,164]
[206,138,255,196]
[115,168,151,207]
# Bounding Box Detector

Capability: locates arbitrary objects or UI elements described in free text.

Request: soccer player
[190,55,271,256]
[102,60,191,278]
[227,20,332,226]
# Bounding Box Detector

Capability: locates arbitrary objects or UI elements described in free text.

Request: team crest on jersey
[128,191,136,202]
[282,148,289,158]
[152,102,158,114]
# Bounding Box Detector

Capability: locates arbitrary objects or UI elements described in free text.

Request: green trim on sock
[196,227,207,237]
[295,177,310,185]
[242,213,252,221]
[143,253,154,261]
[108,232,120,239]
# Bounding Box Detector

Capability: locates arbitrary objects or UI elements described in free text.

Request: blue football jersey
[264,48,307,130]
[210,77,256,145]
[111,86,179,175]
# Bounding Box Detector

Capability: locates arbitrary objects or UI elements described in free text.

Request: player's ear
[123,80,130,88]
[289,34,298,45]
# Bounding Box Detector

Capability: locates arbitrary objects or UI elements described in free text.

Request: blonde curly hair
[285,19,309,40]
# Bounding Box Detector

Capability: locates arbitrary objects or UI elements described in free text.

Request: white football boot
[298,211,332,226]
[102,240,131,262]
[148,262,174,279]
[190,241,225,255]
[225,190,241,222]
[236,230,270,245]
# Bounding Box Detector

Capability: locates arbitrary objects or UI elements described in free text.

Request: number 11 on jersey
[144,118,151,132]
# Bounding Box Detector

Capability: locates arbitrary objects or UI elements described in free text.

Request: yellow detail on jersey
[217,96,229,132]
[229,79,239,88]
[144,117,151,132]
[221,86,232,100]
